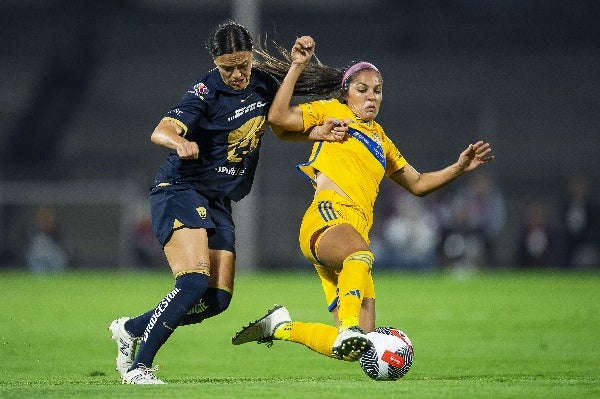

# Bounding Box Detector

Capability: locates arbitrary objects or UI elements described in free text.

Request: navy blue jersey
[153,67,279,201]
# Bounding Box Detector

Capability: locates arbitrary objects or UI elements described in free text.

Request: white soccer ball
[359,326,414,381]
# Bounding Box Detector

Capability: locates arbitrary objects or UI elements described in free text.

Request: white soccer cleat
[332,325,369,361]
[109,317,140,377]
[231,304,291,346]
[122,364,165,384]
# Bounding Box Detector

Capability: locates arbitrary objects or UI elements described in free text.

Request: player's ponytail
[253,40,344,98]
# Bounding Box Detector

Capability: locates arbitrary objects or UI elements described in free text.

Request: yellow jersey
[297,98,408,221]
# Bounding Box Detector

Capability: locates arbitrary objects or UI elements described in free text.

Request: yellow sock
[337,251,373,330]
[273,322,292,341]
[339,316,360,331]
[287,321,338,357]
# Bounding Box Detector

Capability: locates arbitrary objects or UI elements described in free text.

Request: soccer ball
[358,327,414,381]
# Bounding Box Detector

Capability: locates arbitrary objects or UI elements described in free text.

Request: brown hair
[253,40,345,98]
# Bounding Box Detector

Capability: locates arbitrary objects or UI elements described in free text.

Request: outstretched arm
[271,118,349,142]
[267,36,316,131]
[390,140,494,196]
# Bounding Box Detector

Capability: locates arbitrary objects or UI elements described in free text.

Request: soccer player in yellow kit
[233,36,494,361]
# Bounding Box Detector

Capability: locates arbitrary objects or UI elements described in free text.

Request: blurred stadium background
[0,0,598,272]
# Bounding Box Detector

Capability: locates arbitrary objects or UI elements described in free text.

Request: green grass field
[1,269,599,398]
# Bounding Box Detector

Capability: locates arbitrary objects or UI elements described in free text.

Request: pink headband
[342,62,379,86]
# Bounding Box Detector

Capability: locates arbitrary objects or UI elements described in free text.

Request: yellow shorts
[298,190,375,310]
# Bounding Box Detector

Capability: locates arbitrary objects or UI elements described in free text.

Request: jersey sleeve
[298,100,329,131]
[164,81,209,134]
[382,132,408,176]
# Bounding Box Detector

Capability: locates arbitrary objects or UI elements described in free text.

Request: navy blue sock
[124,310,153,338]
[179,287,232,326]
[130,272,209,369]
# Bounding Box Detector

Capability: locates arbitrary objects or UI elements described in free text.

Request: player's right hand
[176,140,200,159]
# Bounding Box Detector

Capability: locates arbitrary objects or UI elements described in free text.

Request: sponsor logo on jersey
[196,207,207,219]
[227,101,267,122]
[215,166,246,176]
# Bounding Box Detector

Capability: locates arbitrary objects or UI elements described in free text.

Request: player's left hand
[309,118,350,142]
[457,140,494,172]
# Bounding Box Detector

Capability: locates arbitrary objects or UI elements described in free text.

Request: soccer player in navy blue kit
[108,21,346,384]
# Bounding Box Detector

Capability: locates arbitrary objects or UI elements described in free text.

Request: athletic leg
[125,227,210,378]
[312,223,372,358]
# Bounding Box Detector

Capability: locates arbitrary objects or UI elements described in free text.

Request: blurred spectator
[559,175,600,269]
[446,172,506,267]
[378,191,441,271]
[440,205,487,271]
[25,207,68,274]
[515,201,560,268]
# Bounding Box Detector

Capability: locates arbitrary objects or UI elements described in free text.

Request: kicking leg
[122,227,210,384]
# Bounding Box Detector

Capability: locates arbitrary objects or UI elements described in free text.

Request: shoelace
[131,365,161,381]
[256,320,290,348]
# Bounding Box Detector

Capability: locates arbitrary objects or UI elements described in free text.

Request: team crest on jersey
[226,116,266,162]
[196,207,207,219]
[188,82,209,98]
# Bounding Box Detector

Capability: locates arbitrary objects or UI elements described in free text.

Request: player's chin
[362,109,378,121]
[228,79,249,90]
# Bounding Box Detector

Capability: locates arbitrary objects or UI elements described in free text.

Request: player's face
[344,70,383,122]
[214,51,253,90]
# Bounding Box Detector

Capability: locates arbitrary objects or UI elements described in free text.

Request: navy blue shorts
[149,183,235,253]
